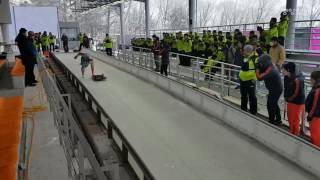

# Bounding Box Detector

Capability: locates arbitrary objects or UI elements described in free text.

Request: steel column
[107,8,111,34]
[120,3,125,48]
[145,0,150,38]
[189,0,196,32]
[286,0,297,49]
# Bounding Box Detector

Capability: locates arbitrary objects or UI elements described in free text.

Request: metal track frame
[37,58,111,180]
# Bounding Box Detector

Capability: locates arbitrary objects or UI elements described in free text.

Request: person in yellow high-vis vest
[103,33,113,56]
[239,45,258,115]
[176,33,184,65]
[266,17,278,53]
[182,34,193,66]
[49,32,56,52]
[278,12,289,46]
[79,33,84,51]
[41,31,50,55]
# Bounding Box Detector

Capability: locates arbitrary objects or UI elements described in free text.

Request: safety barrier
[0,57,25,180]
[117,46,315,134]
[84,48,320,178]
[0,60,7,78]
[11,57,25,89]
[0,60,6,69]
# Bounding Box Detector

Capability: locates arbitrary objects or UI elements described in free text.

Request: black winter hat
[282,62,296,74]
[19,28,27,34]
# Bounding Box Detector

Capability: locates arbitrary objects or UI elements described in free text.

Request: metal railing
[149,19,320,50]
[37,57,111,180]
[112,46,317,136]
[88,48,320,178]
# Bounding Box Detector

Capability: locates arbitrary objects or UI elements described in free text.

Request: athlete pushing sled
[74,51,106,81]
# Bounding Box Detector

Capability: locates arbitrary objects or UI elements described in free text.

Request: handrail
[88,48,320,178]
[150,19,320,32]
[286,49,320,55]
[131,46,320,69]
[123,46,316,134]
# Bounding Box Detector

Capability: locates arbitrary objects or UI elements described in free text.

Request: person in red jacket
[306,71,320,147]
[282,62,305,135]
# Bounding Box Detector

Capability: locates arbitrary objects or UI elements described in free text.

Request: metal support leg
[221,63,225,96]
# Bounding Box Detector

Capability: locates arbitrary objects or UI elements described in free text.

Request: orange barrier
[0,60,6,69]
[10,58,25,76]
[0,164,17,180]
[43,50,49,58]
[0,96,24,179]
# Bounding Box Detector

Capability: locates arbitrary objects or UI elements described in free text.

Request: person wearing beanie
[15,28,37,86]
[305,71,320,147]
[282,62,305,135]
[256,54,283,125]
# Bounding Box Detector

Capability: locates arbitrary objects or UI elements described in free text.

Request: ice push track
[52,50,320,180]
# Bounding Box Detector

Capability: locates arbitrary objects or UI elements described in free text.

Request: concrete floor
[23,71,70,180]
[55,52,318,180]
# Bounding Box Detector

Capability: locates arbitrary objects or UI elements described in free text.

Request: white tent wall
[8,6,59,42]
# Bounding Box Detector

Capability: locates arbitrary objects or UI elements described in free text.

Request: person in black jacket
[305,71,320,147]
[159,41,171,76]
[256,54,283,125]
[15,28,37,86]
[61,33,69,53]
[234,41,244,89]
[282,62,305,135]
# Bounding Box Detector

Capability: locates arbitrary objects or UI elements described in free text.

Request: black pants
[160,64,168,76]
[42,46,48,53]
[49,43,55,52]
[240,80,257,115]
[179,52,191,66]
[63,43,69,52]
[79,43,83,51]
[106,48,112,56]
[267,91,282,124]
[278,36,285,46]
[25,63,36,85]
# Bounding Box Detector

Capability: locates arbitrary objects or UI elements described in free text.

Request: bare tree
[168,5,188,30]
[199,1,216,27]
[156,0,170,29]
[308,0,320,20]
[250,0,278,23]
